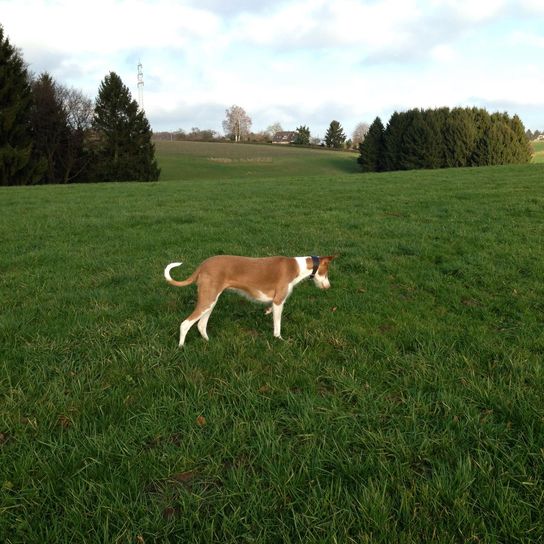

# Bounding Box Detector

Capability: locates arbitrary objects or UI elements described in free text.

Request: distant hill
[154,140,359,181]
[532,140,544,163]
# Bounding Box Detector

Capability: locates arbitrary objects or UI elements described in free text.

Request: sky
[2,0,544,138]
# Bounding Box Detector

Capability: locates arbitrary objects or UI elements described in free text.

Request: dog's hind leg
[179,286,220,347]
[179,316,199,347]
[197,300,218,341]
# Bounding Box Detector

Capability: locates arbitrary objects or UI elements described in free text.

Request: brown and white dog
[164,255,335,346]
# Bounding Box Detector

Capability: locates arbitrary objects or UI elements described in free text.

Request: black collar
[309,256,320,279]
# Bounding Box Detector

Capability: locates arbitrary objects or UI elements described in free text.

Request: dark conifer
[294,125,310,145]
[399,109,442,170]
[469,108,493,166]
[442,108,476,168]
[383,111,409,171]
[357,117,385,172]
[364,106,530,172]
[30,73,68,183]
[92,72,160,182]
[509,114,532,163]
[0,25,44,185]
[324,120,346,149]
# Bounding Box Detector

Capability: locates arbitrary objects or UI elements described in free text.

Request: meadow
[1,142,544,543]
[156,140,360,180]
[531,140,544,163]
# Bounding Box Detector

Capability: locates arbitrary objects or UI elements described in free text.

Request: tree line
[526,129,543,141]
[358,107,532,172]
[1,25,159,186]
[154,116,352,149]
[3,23,535,184]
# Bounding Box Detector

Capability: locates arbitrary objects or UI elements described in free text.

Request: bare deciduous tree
[60,86,93,133]
[352,122,370,149]
[222,105,252,142]
[58,85,94,182]
[265,122,283,141]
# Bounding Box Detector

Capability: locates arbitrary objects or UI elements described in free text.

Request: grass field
[531,140,544,163]
[157,139,544,181]
[156,140,359,180]
[1,148,544,542]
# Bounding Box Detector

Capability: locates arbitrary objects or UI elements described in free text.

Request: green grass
[532,141,544,163]
[156,140,359,180]
[1,158,544,542]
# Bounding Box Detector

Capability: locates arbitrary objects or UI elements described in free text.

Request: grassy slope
[531,140,544,163]
[157,140,543,180]
[156,140,360,180]
[1,161,544,542]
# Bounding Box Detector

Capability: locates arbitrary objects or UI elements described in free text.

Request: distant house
[272,131,297,144]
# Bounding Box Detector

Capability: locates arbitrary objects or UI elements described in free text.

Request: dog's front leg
[272,302,284,339]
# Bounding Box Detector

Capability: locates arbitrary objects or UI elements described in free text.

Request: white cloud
[232,0,421,53]
[429,44,458,62]
[4,0,221,54]
[1,0,543,134]
[431,0,509,22]
[519,0,544,15]
[510,30,544,48]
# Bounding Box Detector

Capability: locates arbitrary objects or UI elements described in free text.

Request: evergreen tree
[30,73,68,183]
[508,114,532,163]
[487,121,516,165]
[469,108,493,166]
[294,125,310,145]
[324,120,346,148]
[428,107,449,168]
[471,110,532,166]
[357,116,385,172]
[398,109,442,170]
[364,106,532,173]
[92,72,160,182]
[442,108,476,168]
[0,25,43,185]
[383,111,409,171]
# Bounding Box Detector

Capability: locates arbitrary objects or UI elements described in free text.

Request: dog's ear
[324,254,339,261]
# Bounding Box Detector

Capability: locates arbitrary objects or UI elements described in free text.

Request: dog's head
[312,255,336,290]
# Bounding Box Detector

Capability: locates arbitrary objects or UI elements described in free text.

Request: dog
[164,255,335,346]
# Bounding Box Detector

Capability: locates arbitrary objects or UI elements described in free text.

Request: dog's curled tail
[164,262,196,287]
